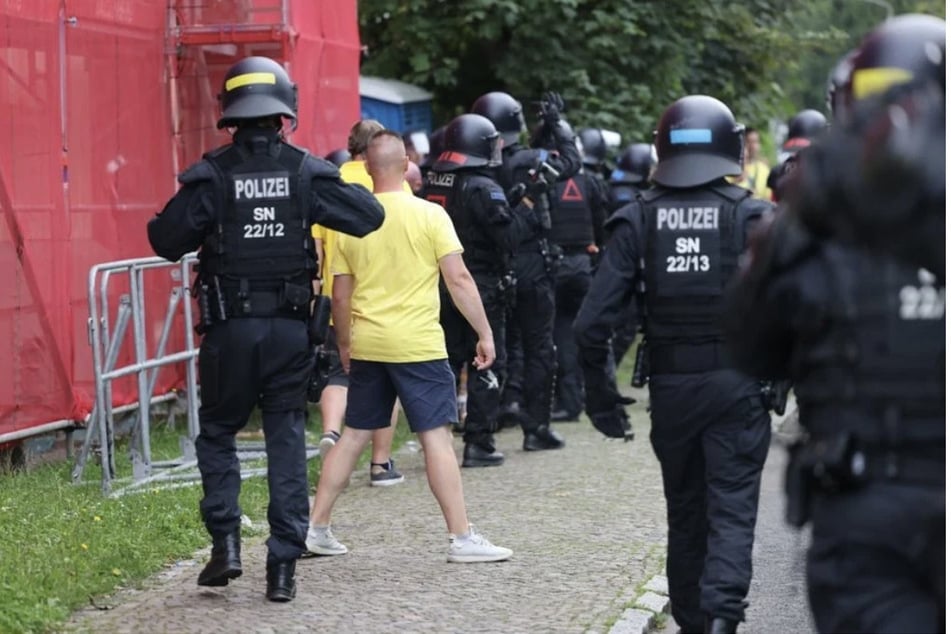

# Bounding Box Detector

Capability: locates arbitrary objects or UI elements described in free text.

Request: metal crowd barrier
[76,254,319,497]
[74,254,203,496]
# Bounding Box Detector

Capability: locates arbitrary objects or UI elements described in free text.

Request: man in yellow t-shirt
[306,130,512,563]
[734,127,771,200]
[311,119,411,486]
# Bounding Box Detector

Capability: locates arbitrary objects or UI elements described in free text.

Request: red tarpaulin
[0,0,360,439]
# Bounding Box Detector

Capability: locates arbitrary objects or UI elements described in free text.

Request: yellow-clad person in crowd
[736,127,771,200]
[310,119,412,487]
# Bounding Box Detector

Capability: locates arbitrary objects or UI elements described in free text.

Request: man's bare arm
[331,273,355,372]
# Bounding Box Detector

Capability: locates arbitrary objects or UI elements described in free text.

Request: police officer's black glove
[539,91,565,126]
[589,405,634,441]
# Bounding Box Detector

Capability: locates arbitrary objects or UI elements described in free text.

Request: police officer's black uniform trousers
[196,315,311,564]
[801,392,945,632]
[509,244,556,431]
[648,357,770,632]
[807,462,944,632]
[552,250,592,418]
[441,273,507,448]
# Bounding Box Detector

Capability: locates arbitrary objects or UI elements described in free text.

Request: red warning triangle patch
[561,177,583,202]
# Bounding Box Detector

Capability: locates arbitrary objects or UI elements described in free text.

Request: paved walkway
[67,386,671,634]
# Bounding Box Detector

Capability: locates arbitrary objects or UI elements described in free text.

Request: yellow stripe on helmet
[225,72,277,92]
[851,67,914,100]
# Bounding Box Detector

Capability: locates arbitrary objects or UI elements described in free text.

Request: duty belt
[222,288,307,320]
[648,342,728,374]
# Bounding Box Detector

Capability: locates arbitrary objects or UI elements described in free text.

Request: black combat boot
[550,409,580,422]
[266,559,297,602]
[705,616,738,634]
[523,425,565,451]
[197,531,242,586]
[462,442,505,467]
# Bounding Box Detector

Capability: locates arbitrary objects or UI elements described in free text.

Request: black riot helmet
[787,109,828,141]
[432,114,502,172]
[420,125,447,170]
[612,143,656,184]
[324,148,350,167]
[471,91,526,148]
[652,95,744,188]
[217,56,298,129]
[578,128,608,167]
[782,109,828,156]
[844,14,946,119]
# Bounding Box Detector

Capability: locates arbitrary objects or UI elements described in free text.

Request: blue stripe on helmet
[670,129,713,144]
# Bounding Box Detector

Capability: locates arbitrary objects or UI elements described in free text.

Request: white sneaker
[447,526,513,563]
[305,525,349,556]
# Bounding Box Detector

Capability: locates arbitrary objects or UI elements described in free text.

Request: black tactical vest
[549,173,594,248]
[793,245,945,449]
[200,140,316,316]
[642,185,749,369]
[424,170,503,272]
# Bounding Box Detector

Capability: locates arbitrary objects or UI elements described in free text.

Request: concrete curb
[609,575,671,634]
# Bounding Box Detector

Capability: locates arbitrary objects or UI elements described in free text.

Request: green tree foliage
[359,1,944,147]
[777,0,945,115]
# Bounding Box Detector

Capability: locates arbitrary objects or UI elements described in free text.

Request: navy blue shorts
[345,359,458,433]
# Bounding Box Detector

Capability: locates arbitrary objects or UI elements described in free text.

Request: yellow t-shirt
[333,191,463,362]
[741,159,771,200]
[312,160,411,299]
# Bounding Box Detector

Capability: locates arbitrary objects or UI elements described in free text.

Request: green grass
[0,406,413,634]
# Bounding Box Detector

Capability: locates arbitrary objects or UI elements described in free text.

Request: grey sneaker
[305,525,348,556]
[447,526,513,563]
[318,431,340,457]
[370,459,405,487]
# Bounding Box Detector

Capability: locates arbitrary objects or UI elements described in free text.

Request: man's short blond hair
[347,119,385,157]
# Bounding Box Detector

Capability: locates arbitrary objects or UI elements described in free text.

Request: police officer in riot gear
[577,127,611,181]
[575,95,773,634]
[471,90,581,451]
[724,15,945,633]
[794,14,946,281]
[607,142,657,366]
[608,142,656,212]
[421,113,533,467]
[767,109,828,202]
[540,129,609,423]
[147,56,384,602]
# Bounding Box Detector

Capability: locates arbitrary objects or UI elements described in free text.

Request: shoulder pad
[469,176,508,203]
[709,181,751,203]
[202,144,231,159]
[637,187,665,204]
[604,201,642,233]
[301,153,341,180]
[177,159,217,185]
